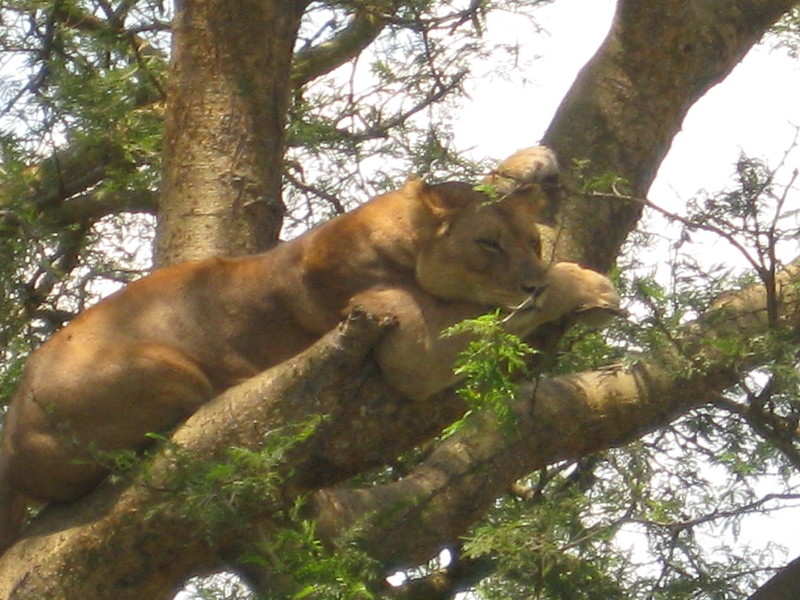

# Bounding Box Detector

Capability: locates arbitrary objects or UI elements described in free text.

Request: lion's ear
[401,176,428,197]
[412,180,481,219]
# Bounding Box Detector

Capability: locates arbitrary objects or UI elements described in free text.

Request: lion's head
[413,181,548,309]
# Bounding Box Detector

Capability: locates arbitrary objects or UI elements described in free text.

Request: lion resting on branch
[0,147,619,554]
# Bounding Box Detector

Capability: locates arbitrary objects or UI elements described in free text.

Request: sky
[454,0,615,155]
[448,0,800,565]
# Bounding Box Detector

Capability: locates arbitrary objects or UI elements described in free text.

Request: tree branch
[1,138,127,211]
[542,0,798,270]
[0,136,155,239]
[309,262,800,567]
[0,310,399,599]
[2,254,797,597]
[292,8,389,88]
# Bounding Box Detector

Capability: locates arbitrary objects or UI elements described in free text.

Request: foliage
[770,6,800,57]
[463,412,798,600]
[572,157,631,196]
[446,153,800,600]
[163,418,381,599]
[466,463,630,600]
[164,419,321,536]
[282,0,531,235]
[442,310,536,435]
[0,0,166,403]
[472,181,502,202]
[244,507,380,600]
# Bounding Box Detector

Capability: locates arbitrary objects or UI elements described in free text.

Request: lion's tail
[0,453,26,557]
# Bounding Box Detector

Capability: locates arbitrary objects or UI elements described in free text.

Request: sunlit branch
[292,8,390,88]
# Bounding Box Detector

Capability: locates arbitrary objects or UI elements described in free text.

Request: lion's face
[415,182,547,308]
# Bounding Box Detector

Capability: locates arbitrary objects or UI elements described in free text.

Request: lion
[0,146,619,554]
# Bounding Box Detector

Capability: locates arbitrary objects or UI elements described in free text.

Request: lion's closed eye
[475,238,505,254]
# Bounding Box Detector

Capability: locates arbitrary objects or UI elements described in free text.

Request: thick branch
[0,311,397,599]
[310,263,800,567]
[1,269,797,597]
[292,8,389,87]
[542,0,798,269]
[56,188,158,222]
[0,138,143,219]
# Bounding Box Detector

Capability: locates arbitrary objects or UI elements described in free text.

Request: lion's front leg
[504,262,621,336]
[351,266,619,401]
[350,288,488,401]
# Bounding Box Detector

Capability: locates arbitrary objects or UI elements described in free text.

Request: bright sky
[454,0,615,154]
[451,0,800,567]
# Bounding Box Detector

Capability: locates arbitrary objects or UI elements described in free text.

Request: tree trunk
[155,0,309,266]
[748,554,800,600]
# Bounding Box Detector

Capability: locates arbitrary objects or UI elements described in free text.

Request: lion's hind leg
[1,340,216,509]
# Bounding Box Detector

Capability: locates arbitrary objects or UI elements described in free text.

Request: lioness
[0,147,619,554]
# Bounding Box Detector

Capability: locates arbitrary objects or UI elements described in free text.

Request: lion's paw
[545,262,622,326]
[493,146,559,188]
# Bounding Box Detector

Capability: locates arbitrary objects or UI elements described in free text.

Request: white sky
[454,0,615,154]
[450,0,800,568]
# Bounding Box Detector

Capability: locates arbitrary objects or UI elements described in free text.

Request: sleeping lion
[0,146,619,554]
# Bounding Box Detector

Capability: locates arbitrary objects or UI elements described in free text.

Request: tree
[1,0,799,598]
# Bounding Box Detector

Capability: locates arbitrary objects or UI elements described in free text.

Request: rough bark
[748,554,800,600]
[291,7,389,87]
[542,0,798,270]
[155,0,309,266]
[0,256,797,596]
